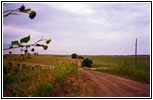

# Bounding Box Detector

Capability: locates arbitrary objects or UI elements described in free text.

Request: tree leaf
[46,39,51,44]
[24,50,28,54]
[10,13,19,15]
[20,35,30,43]
[43,45,48,50]
[31,48,34,52]
[29,11,36,19]
[36,44,43,47]
[19,5,25,12]
[11,41,20,46]
[9,51,12,54]
[24,8,31,13]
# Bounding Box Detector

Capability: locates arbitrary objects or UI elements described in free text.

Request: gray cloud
[3,2,150,55]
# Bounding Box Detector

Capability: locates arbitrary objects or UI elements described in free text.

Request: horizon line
[3,53,150,56]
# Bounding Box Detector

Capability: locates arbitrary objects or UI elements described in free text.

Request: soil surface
[77,60,150,97]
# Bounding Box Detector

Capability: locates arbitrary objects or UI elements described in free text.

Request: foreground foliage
[3,56,78,97]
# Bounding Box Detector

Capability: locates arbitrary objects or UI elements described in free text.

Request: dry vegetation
[3,54,150,97]
[3,54,92,97]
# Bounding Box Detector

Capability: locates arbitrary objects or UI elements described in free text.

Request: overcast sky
[3,2,151,55]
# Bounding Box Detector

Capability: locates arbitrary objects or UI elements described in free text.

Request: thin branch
[3,9,18,14]
[3,9,18,17]
[32,38,47,46]
[3,46,21,51]
[3,8,30,17]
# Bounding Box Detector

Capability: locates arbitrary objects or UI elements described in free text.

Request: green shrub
[71,53,77,59]
[82,58,93,67]
[78,56,84,59]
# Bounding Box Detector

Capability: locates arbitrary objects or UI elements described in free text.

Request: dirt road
[77,60,150,97]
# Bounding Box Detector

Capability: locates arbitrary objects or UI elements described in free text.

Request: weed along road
[77,60,150,97]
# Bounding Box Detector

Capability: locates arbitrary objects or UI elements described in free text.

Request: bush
[82,58,92,67]
[78,56,84,59]
[71,53,77,59]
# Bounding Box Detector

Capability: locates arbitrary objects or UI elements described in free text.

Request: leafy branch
[3,35,51,51]
[3,5,36,19]
[3,5,51,56]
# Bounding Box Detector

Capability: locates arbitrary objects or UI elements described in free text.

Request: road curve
[77,60,150,97]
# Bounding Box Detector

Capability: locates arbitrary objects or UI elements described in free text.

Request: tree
[71,53,77,59]
[78,56,83,59]
[82,58,92,67]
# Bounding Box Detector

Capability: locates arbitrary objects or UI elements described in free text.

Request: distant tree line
[71,53,92,67]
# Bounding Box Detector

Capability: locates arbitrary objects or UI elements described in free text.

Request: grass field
[83,55,150,67]
[82,55,150,83]
[3,54,150,97]
[3,54,81,97]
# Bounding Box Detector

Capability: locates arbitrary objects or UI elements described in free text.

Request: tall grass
[85,62,150,83]
[3,60,78,97]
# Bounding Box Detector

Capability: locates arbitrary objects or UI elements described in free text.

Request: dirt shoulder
[77,60,150,97]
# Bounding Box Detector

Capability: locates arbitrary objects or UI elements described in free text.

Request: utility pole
[135,38,137,65]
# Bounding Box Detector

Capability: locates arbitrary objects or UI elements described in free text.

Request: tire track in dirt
[77,60,150,97]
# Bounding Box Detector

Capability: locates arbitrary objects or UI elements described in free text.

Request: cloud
[3,25,44,44]
[3,2,151,55]
[47,3,94,16]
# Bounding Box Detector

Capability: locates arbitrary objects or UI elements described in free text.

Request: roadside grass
[84,62,150,83]
[84,55,150,67]
[81,55,150,83]
[3,55,78,97]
